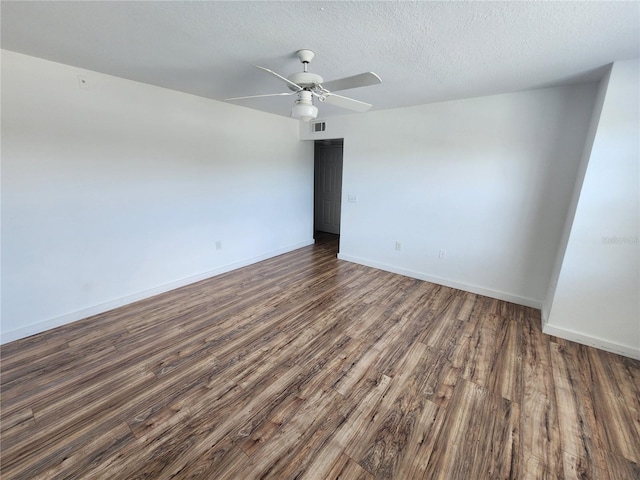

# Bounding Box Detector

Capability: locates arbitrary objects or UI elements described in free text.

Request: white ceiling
[2,1,639,119]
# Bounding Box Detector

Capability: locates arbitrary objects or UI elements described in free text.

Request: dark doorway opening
[314,139,344,243]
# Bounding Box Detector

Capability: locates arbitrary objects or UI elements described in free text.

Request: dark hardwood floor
[1,237,639,479]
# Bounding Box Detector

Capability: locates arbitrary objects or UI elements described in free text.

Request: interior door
[314,140,343,234]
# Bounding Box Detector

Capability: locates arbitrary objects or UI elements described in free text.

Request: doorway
[314,139,344,240]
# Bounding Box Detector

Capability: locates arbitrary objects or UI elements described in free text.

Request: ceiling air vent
[311,121,326,133]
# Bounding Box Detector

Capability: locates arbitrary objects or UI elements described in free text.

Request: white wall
[1,50,314,343]
[302,84,597,308]
[542,69,611,325]
[544,59,640,359]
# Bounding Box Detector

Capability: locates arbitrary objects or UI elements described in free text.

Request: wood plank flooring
[1,235,639,479]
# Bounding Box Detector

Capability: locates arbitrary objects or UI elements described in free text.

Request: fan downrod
[288,49,322,91]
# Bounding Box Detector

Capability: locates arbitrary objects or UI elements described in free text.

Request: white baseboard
[540,306,550,325]
[542,323,640,360]
[0,240,315,345]
[337,255,640,360]
[337,253,542,309]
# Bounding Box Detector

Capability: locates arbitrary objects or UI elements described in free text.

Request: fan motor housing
[287,72,323,90]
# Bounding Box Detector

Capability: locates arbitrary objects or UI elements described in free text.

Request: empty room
[1,1,639,479]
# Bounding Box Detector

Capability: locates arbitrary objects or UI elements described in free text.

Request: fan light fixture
[291,91,318,122]
[225,49,382,120]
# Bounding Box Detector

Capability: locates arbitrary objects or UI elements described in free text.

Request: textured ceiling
[2,1,639,119]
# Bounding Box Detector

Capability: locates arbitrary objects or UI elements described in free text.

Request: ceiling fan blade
[226,91,296,101]
[252,65,303,91]
[321,72,381,92]
[323,93,372,112]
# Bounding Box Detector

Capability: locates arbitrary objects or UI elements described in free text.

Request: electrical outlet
[439,249,447,259]
[395,241,402,251]
[216,240,222,250]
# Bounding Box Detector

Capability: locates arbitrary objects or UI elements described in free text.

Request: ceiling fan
[226,49,382,122]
